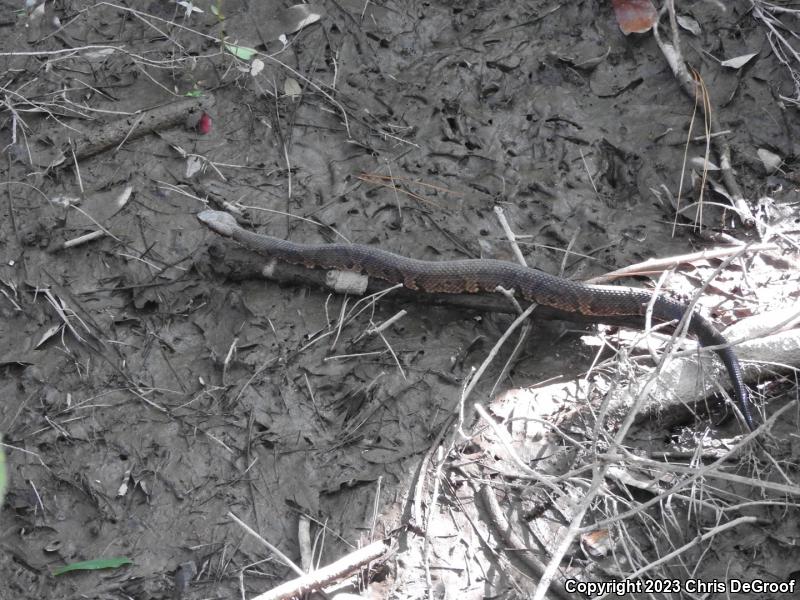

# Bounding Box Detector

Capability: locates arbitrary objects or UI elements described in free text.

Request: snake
[198,209,755,430]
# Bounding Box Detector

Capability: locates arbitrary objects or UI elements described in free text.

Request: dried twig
[250,539,389,600]
[585,242,780,284]
[653,0,755,226]
[751,1,800,105]
[478,484,574,600]
[66,95,215,163]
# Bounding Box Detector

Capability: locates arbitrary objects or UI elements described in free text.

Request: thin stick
[479,484,574,600]
[530,466,605,600]
[493,205,527,266]
[620,451,800,496]
[365,310,407,336]
[474,404,562,495]
[458,303,538,419]
[61,230,106,249]
[228,511,305,577]
[598,516,760,599]
[585,242,778,284]
[490,207,535,395]
[577,400,793,535]
[250,539,388,600]
[530,247,751,600]
[298,515,313,572]
[653,0,755,226]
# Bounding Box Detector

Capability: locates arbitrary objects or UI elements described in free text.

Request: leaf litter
[0,1,799,599]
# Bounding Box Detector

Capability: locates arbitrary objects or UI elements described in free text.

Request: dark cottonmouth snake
[198,210,755,430]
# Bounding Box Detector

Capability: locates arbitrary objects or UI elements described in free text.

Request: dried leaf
[676,14,701,36]
[284,77,302,99]
[114,186,133,211]
[611,0,658,35]
[757,148,782,173]
[116,469,132,497]
[250,58,264,77]
[720,52,758,69]
[82,48,115,62]
[186,155,204,178]
[281,4,325,35]
[708,178,732,200]
[35,324,63,349]
[176,1,203,17]
[581,529,613,558]
[224,43,257,61]
[689,156,720,171]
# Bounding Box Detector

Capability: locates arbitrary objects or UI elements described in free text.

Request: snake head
[197,210,238,237]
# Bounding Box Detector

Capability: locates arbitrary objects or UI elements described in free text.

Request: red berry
[197,112,212,134]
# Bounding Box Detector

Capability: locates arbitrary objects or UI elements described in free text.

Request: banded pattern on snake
[198,209,755,430]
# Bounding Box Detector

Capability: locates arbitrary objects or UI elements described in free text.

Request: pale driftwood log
[605,307,800,427]
[501,308,799,431]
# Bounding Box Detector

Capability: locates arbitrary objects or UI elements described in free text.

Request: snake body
[198,210,754,430]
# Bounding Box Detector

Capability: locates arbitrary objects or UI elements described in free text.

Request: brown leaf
[611,0,658,35]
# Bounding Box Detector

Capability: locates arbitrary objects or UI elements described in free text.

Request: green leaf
[0,434,6,507]
[224,43,257,61]
[184,89,204,98]
[52,557,133,576]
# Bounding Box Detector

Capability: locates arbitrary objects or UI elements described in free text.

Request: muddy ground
[1,1,800,599]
